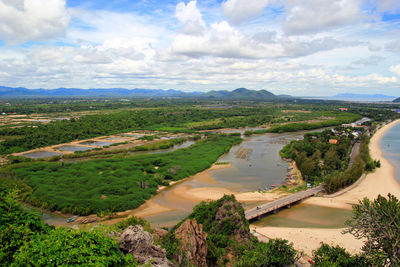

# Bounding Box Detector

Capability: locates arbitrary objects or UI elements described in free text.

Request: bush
[12,227,130,266]
[0,192,51,264]
[235,239,297,267]
[313,243,370,267]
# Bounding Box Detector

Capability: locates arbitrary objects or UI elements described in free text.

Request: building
[339,108,348,111]
[329,139,338,144]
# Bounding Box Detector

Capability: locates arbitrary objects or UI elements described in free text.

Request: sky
[0,0,399,96]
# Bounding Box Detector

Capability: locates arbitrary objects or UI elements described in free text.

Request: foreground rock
[174,219,207,267]
[119,225,175,267]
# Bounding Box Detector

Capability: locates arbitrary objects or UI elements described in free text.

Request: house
[329,139,338,144]
[339,108,348,111]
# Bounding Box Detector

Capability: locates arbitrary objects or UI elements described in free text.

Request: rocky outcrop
[119,225,175,267]
[174,219,207,267]
[154,228,168,240]
[214,198,251,243]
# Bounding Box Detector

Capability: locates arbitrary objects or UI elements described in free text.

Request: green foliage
[281,128,354,184]
[0,106,275,154]
[267,112,362,133]
[324,136,373,194]
[0,192,50,264]
[235,239,297,267]
[12,227,130,266]
[312,243,370,267]
[344,194,400,266]
[3,135,241,215]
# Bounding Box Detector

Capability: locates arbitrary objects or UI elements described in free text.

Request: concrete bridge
[245,185,324,221]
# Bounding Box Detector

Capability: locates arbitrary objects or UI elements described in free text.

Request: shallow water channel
[251,203,352,229]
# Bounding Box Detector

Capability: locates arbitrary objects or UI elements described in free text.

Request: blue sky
[0,0,399,96]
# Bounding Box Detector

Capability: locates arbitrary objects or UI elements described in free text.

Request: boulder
[174,219,207,267]
[119,225,174,267]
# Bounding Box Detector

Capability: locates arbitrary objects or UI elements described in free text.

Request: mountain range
[0,86,287,100]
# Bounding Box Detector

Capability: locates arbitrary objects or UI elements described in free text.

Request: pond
[79,141,114,147]
[20,151,62,159]
[57,145,94,152]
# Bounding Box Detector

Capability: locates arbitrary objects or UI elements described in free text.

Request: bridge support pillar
[287,204,291,208]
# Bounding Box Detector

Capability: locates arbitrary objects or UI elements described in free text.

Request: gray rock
[119,225,175,267]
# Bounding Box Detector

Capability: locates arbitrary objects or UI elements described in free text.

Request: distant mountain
[331,93,396,101]
[0,86,291,100]
[393,97,400,103]
[205,88,284,100]
[0,86,200,98]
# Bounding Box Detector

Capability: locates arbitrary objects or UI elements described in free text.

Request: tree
[0,191,50,264]
[312,243,369,267]
[299,158,316,179]
[12,227,131,266]
[324,147,341,171]
[235,239,298,267]
[344,194,400,266]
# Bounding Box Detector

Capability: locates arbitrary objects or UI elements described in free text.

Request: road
[348,141,361,170]
[245,185,323,220]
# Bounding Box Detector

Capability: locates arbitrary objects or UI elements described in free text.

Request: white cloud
[0,0,69,44]
[171,21,362,60]
[284,0,360,35]
[175,1,205,35]
[222,0,273,24]
[390,64,400,76]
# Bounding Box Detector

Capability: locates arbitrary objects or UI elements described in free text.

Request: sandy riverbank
[253,119,400,256]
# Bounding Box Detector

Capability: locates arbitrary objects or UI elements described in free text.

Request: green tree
[235,239,298,267]
[312,243,369,267]
[12,227,131,266]
[0,192,50,264]
[344,194,400,266]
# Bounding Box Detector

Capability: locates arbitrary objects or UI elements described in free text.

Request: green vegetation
[0,192,136,266]
[312,243,370,266]
[280,128,355,184]
[1,135,241,215]
[323,137,378,194]
[344,193,400,266]
[266,112,361,133]
[0,192,51,264]
[12,227,130,266]
[0,103,364,154]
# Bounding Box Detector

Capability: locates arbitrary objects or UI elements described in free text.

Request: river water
[138,130,318,228]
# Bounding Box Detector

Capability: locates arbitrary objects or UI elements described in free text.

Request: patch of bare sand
[253,226,364,256]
